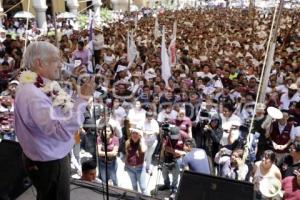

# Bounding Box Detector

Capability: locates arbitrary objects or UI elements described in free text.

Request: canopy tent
[13,11,34,19]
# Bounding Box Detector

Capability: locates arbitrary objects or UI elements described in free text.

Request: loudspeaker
[0,140,30,200]
[176,171,254,200]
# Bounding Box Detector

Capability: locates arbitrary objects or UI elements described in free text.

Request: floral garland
[19,71,74,113]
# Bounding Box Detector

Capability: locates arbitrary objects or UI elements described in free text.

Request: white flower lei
[19,71,74,113]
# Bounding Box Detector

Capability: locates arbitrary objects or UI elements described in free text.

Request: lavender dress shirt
[14,83,88,161]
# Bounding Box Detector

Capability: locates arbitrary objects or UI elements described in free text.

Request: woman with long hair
[125,127,147,194]
[97,125,119,186]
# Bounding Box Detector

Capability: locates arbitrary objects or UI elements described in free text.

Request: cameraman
[194,109,211,148]
[158,126,186,197]
[202,115,223,168]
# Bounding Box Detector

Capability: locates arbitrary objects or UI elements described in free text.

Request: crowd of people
[0,4,300,200]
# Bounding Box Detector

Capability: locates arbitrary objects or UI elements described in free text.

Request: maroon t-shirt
[126,140,145,167]
[97,136,119,159]
[282,176,300,200]
[174,117,191,133]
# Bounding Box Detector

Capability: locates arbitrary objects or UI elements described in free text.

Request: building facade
[0,0,147,29]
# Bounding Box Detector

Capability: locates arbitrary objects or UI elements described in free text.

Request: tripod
[150,132,178,199]
[149,154,163,197]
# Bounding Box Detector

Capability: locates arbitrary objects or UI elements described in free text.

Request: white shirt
[280,93,300,110]
[276,85,288,94]
[127,108,146,126]
[220,114,242,146]
[142,119,159,144]
[93,33,104,50]
[142,119,159,136]
[157,110,178,123]
[112,106,127,127]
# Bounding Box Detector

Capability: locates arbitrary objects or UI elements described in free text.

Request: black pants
[94,50,101,65]
[22,154,70,200]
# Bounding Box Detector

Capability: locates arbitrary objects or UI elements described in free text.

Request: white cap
[9,80,19,85]
[144,68,157,80]
[116,65,127,73]
[104,55,114,64]
[289,83,298,90]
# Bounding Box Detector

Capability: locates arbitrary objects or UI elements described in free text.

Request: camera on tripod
[161,122,180,140]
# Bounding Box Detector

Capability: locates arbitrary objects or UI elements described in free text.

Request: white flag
[168,37,176,67]
[169,21,177,66]
[127,30,137,66]
[161,26,171,86]
[87,9,94,73]
[172,21,177,40]
[154,17,160,39]
[88,10,94,61]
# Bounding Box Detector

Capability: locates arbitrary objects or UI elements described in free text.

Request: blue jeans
[125,165,146,194]
[98,159,118,186]
[162,159,180,191]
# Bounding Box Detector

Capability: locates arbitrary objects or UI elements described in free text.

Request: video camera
[161,122,180,140]
[199,110,211,126]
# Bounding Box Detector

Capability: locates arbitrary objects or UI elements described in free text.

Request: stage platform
[17,179,171,200]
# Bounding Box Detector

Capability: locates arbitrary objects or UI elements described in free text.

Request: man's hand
[72,65,86,77]
[165,146,175,155]
[78,76,95,101]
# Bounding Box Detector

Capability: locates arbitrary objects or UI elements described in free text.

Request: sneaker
[158,184,170,191]
[169,192,176,200]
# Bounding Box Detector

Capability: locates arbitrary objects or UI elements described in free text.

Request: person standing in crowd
[97,125,119,186]
[182,138,211,174]
[218,148,249,181]
[220,103,242,147]
[127,100,146,127]
[268,111,293,165]
[72,41,89,66]
[159,126,186,197]
[253,103,269,161]
[252,150,282,199]
[141,110,160,173]
[172,107,192,138]
[202,115,223,168]
[14,41,94,200]
[280,84,300,111]
[157,104,178,123]
[282,127,300,178]
[282,166,300,200]
[92,26,104,65]
[81,98,102,160]
[0,80,19,97]
[125,127,147,194]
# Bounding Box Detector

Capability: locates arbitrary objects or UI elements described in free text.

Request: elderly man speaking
[14,41,94,200]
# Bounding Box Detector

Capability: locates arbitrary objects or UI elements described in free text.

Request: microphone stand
[102,103,110,200]
[89,43,109,199]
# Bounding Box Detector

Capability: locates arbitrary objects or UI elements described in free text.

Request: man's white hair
[21,41,58,70]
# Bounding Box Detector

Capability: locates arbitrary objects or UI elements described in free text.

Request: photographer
[202,115,223,168]
[158,126,186,197]
[194,108,213,149]
[216,148,249,181]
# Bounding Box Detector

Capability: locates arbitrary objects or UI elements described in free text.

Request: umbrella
[13,11,35,19]
[56,12,77,19]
